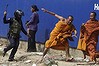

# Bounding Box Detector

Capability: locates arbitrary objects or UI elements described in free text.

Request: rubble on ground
[0,37,99,66]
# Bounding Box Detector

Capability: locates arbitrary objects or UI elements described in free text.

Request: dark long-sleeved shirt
[27,12,39,31]
[3,15,27,35]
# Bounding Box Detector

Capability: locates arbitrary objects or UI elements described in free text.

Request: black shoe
[3,49,6,57]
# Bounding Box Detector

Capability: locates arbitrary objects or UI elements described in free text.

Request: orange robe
[45,20,76,50]
[77,19,99,61]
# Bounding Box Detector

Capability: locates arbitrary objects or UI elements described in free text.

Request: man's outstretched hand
[41,8,47,12]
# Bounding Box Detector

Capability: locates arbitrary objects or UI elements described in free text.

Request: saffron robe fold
[77,19,99,61]
[45,21,76,50]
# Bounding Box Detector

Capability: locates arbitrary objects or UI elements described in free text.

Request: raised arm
[3,11,11,24]
[41,8,64,20]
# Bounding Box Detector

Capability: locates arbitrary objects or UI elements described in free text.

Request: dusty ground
[0,38,99,66]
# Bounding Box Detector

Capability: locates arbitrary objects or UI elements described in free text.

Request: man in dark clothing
[3,10,28,61]
[26,5,39,52]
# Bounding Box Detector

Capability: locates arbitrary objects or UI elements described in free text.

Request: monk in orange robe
[77,12,99,62]
[39,8,77,62]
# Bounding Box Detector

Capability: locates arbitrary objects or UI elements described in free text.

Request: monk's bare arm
[41,8,64,20]
[72,29,77,38]
[74,30,77,36]
[72,25,77,38]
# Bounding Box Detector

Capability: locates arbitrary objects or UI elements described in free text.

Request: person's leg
[3,36,14,57]
[37,48,49,63]
[31,31,37,51]
[43,48,49,57]
[8,38,19,61]
[65,45,70,59]
[27,30,37,52]
[87,43,96,62]
[27,30,33,52]
[82,50,87,59]
[64,40,70,60]
[27,36,31,52]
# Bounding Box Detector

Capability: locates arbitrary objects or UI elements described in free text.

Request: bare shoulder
[60,18,66,21]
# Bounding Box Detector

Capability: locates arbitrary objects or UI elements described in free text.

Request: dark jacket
[3,15,27,38]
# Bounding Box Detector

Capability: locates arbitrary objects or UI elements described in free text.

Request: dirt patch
[0,38,99,66]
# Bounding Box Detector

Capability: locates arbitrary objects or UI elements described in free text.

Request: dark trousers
[27,30,37,52]
[4,36,19,59]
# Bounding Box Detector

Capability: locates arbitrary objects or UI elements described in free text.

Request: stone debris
[31,52,43,56]
[0,48,3,51]
[0,43,3,46]
[0,48,3,56]
[52,64,58,66]
[36,52,43,56]
[1,64,7,66]
[43,55,58,66]
[17,55,28,61]
[1,37,99,66]
[24,60,32,64]
[17,52,43,57]
[32,63,37,66]
[74,57,84,62]
[83,58,90,62]
[11,63,18,66]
